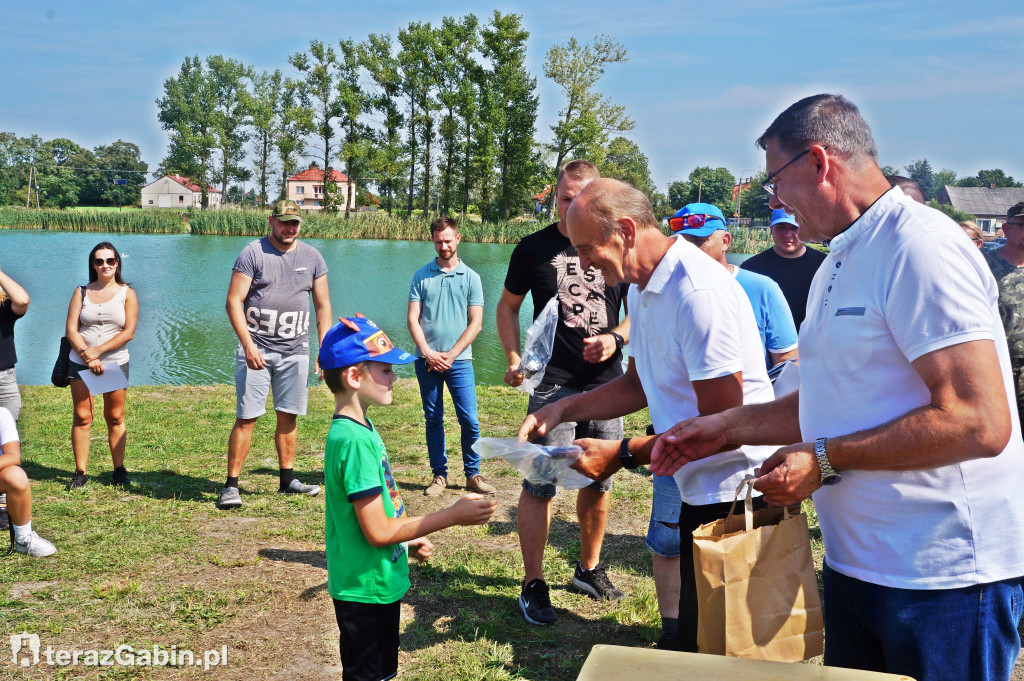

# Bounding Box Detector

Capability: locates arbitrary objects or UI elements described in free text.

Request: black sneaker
[112,467,131,487]
[519,579,557,626]
[66,469,88,491]
[570,562,624,601]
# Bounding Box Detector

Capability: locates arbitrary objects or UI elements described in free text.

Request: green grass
[2,383,822,679]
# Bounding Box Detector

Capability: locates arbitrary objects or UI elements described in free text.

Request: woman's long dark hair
[88,242,128,285]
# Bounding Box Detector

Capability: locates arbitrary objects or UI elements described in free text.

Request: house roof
[732,182,751,201]
[943,185,1024,218]
[142,174,220,193]
[532,185,551,201]
[287,167,350,183]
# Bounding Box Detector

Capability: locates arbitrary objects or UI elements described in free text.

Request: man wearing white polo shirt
[517,178,775,652]
[652,94,1024,681]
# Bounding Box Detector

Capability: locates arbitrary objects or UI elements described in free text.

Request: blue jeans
[414,359,480,478]
[823,562,1023,681]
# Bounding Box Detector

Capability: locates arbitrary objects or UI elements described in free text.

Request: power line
[9,162,147,174]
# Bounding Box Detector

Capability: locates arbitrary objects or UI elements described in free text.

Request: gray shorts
[522,382,621,499]
[235,346,309,419]
[0,367,20,421]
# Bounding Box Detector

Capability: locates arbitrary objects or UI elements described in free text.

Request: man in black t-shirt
[740,209,826,330]
[497,160,630,626]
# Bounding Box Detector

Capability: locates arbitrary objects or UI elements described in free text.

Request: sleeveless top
[70,285,131,365]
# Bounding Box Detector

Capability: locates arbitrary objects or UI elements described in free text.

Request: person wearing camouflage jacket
[983,200,1024,420]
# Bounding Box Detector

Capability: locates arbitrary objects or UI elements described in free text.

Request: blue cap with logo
[669,203,728,237]
[770,209,798,228]
[318,315,415,370]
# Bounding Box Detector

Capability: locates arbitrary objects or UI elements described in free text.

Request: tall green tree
[156,55,218,207]
[275,79,310,201]
[248,69,284,207]
[931,168,958,200]
[360,33,406,215]
[432,14,479,215]
[36,138,86,208]
[290,40,343,212]
[599,136,655,196]
[679,166,736,216]
[738,170,771,222]
[398,22,436,215]
[543,35,634,217]
[94,140,148,206]
[904,159,934,202]
[337,38,370,217]
[207,55,251,199]
[481,11,539,221]
[668,180,689,211]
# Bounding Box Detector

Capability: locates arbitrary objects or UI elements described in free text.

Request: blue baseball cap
[670,203,728,237]
[318,315,415,370]
[770,209,798,228]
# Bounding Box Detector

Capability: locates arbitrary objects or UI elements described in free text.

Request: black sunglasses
[93,257,118,267]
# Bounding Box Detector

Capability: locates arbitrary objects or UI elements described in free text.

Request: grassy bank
[2,383,821,680]
[1,206,777,251]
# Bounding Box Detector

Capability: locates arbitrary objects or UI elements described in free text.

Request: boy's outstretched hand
[409,537,434,562]
[450,493,497,526]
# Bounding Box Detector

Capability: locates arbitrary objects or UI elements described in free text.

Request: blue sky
[2,1,1022,194]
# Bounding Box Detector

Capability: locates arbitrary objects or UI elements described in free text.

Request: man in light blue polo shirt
[408,217,493,497]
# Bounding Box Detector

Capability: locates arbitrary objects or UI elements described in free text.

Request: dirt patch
[9,581,58,599]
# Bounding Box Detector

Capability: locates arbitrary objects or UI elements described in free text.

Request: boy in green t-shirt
[319,315,497,681]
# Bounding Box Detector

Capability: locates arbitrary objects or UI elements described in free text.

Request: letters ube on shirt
[246,306,307,340]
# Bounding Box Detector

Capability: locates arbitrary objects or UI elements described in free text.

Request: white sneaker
[15,531,57,558]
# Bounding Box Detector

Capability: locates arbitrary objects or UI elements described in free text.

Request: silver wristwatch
[814,437,842,486]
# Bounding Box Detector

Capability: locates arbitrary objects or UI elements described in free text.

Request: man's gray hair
[756,94,878,164]
[581,178,659,240]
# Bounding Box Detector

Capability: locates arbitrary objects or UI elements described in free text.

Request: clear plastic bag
[472,437,595,490]
[516,297,559,395]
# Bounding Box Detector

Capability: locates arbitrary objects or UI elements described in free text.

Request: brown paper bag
[693,477,824,662]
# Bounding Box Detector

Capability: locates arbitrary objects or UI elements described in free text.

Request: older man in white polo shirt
[517,178,774,652]
[652,94,1024,681]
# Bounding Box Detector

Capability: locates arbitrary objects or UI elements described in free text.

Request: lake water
[2,229,751,386]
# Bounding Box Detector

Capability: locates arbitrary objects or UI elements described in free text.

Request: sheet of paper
[79,362,129,395]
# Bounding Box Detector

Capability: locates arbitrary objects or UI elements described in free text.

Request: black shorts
[333,598,401,681]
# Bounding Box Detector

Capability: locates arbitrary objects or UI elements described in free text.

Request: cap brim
[273,214,301,222]
[371,348,416,365]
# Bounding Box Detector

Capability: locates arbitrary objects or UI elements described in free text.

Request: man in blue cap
[670,203,798,370]
[740,208,826,330]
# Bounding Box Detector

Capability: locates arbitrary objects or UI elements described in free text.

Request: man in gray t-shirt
[218,199,332,509]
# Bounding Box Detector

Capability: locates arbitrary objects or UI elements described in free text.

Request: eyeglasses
[668,214,723,232]
[763,145,828,196]
[93,257,117,267]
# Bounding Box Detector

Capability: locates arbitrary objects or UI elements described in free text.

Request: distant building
[286,167,355,211]
[532,185,551,216]
[141,175,221,210]
[941,185,1024,236]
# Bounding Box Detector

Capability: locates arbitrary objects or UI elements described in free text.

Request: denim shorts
[235,346,309,418]
[521,382,621,499]
[646,473,682,557]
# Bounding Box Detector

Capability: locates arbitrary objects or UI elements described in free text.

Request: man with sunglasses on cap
[741,209,826,330]
[517,179,775,651]
[219,199,333,509]
[671,203,798,370]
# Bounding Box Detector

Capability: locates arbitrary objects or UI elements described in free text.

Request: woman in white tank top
[63,242,139,491]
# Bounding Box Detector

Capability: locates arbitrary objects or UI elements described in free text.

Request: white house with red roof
[141,175,222,210]
[286,166,355,211]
